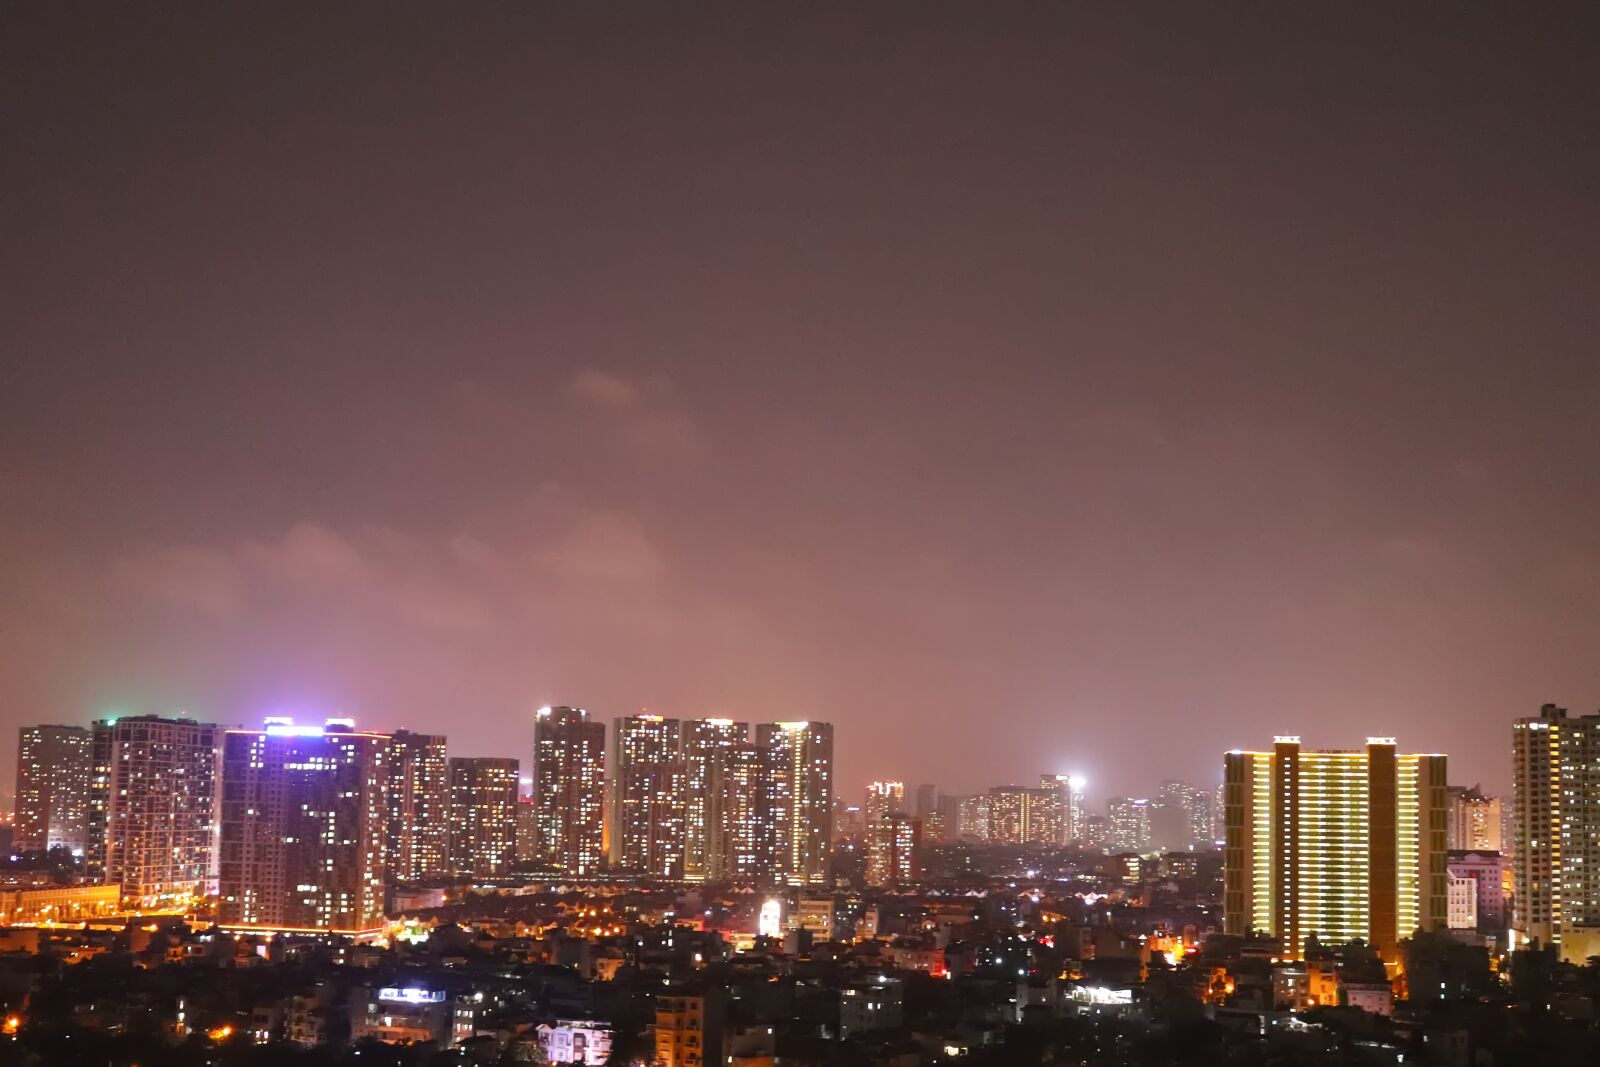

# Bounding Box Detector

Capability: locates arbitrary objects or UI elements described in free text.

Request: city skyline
[0,4,1590,1062]
[0,701,1563,807]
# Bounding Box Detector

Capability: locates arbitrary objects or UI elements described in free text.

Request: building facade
[1040,774,1086,845]
[532,706,606,875]
[96,715,223,909]
[609,714,685,877]
[14,725,91,854]
[1155,779,1216,850]
[1446,785,1502,853]
[956,794,990,842]
[217,720,389,935]
[864,780,906,887]
[1447,849,1506,933]
[1106,796,1153,853]
[385,730,449,882]
[680,719,748,882]
[1513,704,1600,960]
[448,756,520,877]
[756,721,834,885]
[987,786,1064,846]
[1223,736,1448,961]
[1512,705,1563,950]
[708,741,767,882]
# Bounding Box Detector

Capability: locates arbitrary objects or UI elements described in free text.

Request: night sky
[2,5,1596,805]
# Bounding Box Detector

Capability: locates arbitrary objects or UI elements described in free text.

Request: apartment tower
[1223,736,1448,961]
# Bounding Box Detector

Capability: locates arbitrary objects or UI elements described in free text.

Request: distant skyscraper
[385,730,449,881]
[757,721,834,885]
[681,719,748,882]
[883,812,922,887]
[14,725,90,854]
[1039,775,1087,845]
[448,756,520,877]
[94,715,222,909]
[709,741,768,881]
[1105,797,1153,853]
[1153,780,1215,850]
[1446,784,1502,853]
[956,794,990,842]
[532,706,605,875]
[864,781,906,886]
[217,720,389,935]
[1067,777,1087,842]
[913,783,937,820]
[515,795,538,865]
[932,793,962,843]
[1223,736,1448,961]
[610,714,686,877]
[986,786,1063,846]
[1512,704,1600,960]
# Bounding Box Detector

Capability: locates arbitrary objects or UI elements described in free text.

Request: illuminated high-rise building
[1153,780,1215,850]
[709,741,768,881]
[882,812,922,887]
[93,715,222,909]
[1513,705,1563,950]
[956,794,990,842]
[1513,704,1600,960]
[217,719,389,935]
[681,719,749,882]
[385,730,449,881]
[913,783,937,821]
[610,714,686,877]
[1446,785,1502,853]
[1223,736,1448,961]
[532,706,605,875]
[1039,775,1087,845]
[757,721,834,885]
[986,786,1063,846]
[448,756,520,877]
[515,794,538,865]
[1106,796,1153,853]
[85,725,113,880]
[14,725,90,855]
[864,781,904,826]
[864,781,906,887]
[1067,777,1087,842]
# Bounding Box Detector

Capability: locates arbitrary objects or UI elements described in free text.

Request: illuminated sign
[379,988,445,1004]
[266,724,326,737]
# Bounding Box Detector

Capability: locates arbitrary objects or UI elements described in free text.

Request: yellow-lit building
[986,785,1063,846]
[1223,737,1447,962]
[654,991,723,1067]
[0,883,122,925]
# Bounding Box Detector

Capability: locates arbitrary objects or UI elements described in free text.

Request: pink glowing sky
[2,5,1596,805]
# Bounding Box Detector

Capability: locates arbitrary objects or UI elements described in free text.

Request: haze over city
[4,4,1597,806]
